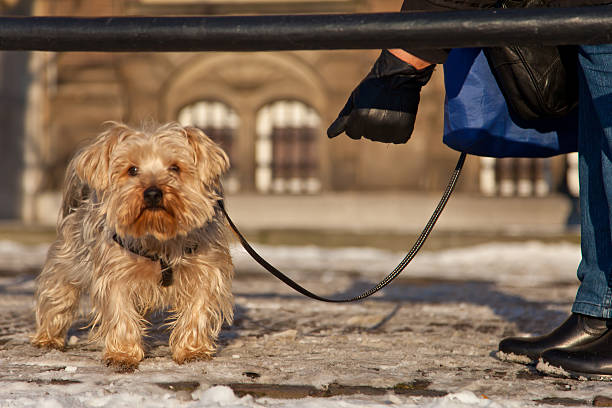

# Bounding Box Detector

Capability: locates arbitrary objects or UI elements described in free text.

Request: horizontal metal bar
[1,7,611,52]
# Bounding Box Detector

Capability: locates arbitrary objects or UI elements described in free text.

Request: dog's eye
[168,164,180,173]
[127,166,139,177]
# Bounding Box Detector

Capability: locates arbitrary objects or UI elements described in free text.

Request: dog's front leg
[91,282,146,372]
[90,257,160,372]
[169,259,233,364]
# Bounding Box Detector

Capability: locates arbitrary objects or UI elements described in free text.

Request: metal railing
[0,7,611,52]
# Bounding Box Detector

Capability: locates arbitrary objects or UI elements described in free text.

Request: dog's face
[74,123,229,241]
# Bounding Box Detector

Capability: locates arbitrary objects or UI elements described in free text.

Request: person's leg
[537,44,612,379]
[497,44,612,364]
[571,44,612,318]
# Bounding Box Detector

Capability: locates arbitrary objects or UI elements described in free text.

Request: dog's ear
[183,126,230,187]
[73,122,130,192]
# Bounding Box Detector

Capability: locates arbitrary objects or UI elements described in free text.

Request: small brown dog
[31,122,234,371]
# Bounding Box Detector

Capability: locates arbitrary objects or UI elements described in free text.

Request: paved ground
[222,192,580,252]
[2,193,608,407]
[1,238,611,406]
[223,192,579,235]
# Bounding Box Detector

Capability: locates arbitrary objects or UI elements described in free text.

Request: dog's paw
[104,353,141,373]
[31,333,65,351]
[172,348,214,365]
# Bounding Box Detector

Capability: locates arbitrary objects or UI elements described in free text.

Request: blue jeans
[572,44,612,318]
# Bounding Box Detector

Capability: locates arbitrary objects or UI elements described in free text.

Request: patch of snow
[0,240,48,272]
[0,240,590,408]
[231,241,581,286]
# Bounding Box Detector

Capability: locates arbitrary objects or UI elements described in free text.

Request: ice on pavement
[0,239,592,408]
[0,239,581,285]
[231,240,581,286]
[190,386,524,408]
[0,384,532,408]
[191,387,525,408]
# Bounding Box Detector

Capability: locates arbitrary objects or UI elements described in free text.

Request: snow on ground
[2,385,527,408]
[231,240,582,286]
[0,239,607,407]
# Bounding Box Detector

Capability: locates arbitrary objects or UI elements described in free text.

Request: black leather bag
[483,0,579,121]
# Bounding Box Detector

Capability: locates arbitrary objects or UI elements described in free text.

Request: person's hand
[327,50,435,144]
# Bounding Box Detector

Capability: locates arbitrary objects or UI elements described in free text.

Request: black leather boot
[497,313,610,364]
[537,329,612,380]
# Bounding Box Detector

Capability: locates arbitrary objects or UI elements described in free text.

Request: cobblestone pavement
[1,241,611,407]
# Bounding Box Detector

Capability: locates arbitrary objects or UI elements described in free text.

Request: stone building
[0,0,575,224]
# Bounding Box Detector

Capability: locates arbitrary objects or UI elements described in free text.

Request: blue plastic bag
[443,48,577,158]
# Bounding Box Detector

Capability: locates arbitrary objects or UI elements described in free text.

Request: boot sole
[536,359,612,381]
[496,350,535,365]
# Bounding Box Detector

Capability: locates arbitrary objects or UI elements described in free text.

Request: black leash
[219,152,467,303]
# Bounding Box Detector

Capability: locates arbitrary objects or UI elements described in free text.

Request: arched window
[255,101,321,194]
[178,101,240,193]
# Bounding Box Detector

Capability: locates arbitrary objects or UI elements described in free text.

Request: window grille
[255,100,321,194]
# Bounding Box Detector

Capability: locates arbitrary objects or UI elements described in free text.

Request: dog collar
[111,234,197,287]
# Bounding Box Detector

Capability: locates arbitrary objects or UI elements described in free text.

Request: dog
[31,122,234,371]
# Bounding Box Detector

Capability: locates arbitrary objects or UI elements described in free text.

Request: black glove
[327,50,435,144]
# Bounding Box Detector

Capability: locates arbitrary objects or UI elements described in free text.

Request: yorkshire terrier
[31,122,234,371]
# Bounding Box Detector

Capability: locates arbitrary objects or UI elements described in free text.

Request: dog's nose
[143,187,163,207]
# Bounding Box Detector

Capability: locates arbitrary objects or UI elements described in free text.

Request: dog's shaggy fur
[31,122,234,371]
